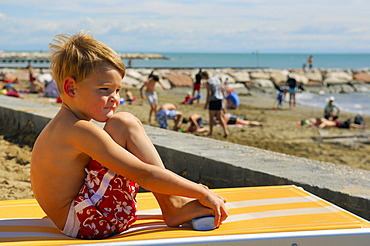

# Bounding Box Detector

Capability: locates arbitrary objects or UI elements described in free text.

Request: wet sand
[0,73,369,201]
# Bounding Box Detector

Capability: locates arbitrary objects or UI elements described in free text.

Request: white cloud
[0,0,370,52]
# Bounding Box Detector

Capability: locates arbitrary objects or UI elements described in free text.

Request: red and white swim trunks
[62,159,139,239]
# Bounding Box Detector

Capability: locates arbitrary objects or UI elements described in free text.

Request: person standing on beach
[202,71,229,137]
[286,74,297,109]
[192,68,202,103]
[307,55,313,71]
[140,74,166,123]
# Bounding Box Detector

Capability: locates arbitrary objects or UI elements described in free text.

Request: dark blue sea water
[123,53,370,69]
[2,52,370,69]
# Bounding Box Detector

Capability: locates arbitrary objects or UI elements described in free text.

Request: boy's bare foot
[155,195,213,227]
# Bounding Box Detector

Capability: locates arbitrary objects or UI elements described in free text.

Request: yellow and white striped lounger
[1,185,369,246]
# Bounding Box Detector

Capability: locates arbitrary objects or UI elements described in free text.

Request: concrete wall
[1,95,369,220]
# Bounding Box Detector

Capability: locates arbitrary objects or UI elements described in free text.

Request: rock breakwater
[3,66,370,95]
[122,68,370,95]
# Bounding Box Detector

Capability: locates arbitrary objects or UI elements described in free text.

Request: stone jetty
[0,51,167,62]
[122,67,370,95]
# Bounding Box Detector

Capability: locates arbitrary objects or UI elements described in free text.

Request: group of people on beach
[299,96,366,129]
[137,65,366,133]
[0,64,60,101]
[139,67,263,137]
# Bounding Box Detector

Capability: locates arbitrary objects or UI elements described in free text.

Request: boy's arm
[139,82,146,98]
[204,83,210,109]
[189,115,199,129]
[72,121,228,226]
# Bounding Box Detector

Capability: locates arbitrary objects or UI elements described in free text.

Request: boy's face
[73,64,122,122]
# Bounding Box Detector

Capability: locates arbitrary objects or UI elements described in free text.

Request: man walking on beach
[202,71,229,138]
[286,74,297,109]
[140,74,167,123]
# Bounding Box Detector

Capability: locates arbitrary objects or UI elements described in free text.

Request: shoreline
[244,90,370,117]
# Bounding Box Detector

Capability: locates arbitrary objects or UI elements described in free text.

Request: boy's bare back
[31,62,127,230]
[31,108,94,228]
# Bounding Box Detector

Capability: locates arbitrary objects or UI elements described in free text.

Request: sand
[1,71,369,201]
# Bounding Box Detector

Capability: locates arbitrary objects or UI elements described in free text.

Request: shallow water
[297,92,370,116]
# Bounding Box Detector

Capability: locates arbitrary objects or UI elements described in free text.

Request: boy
[31,32,228,239]
[275,87,287,110]
[139,74,166,124]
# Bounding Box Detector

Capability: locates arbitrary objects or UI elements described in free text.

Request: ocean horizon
[123,52,370,69]
[1,52,370,70]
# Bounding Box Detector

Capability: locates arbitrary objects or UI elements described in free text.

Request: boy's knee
[105,112,142,130]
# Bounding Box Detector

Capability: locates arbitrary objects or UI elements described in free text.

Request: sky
[1,0,370,53]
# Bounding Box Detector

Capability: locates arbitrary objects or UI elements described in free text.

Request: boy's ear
[63,77,77,98]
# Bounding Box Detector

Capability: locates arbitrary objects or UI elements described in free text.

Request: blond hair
[49,31,126,94]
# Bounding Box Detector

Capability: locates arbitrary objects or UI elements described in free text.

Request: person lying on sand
[218,113,263,127]
[299,117,365,129]
[315,118,366,129]
[181,114,209,134]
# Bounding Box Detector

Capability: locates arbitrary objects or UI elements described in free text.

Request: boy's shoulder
[69,119,104,136]
[46,113,104,140]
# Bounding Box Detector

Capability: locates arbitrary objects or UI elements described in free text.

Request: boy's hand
[198,188,228,227]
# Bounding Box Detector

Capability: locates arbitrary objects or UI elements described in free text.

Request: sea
[1,52,369,115]
[123,52,370,70]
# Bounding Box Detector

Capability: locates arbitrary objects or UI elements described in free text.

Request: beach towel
[1,185,370,245]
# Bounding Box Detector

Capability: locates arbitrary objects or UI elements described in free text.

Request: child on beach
[139,73,166,124]
[274,87,287,110]
[31,32,228,239]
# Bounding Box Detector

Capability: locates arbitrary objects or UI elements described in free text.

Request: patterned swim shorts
[62,159,139,239]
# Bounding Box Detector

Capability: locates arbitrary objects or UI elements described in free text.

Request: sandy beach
[0,69,369,201]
